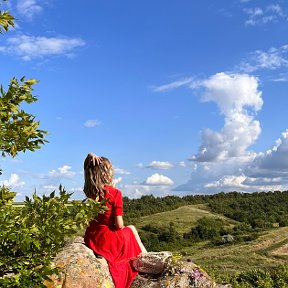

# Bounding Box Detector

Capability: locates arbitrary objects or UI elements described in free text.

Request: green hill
[134,204,238,234]
[133,204,288,280]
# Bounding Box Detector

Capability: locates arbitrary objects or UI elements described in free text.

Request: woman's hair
[83,155,113,198]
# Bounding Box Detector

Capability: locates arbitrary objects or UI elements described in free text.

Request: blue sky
[1,0,288,200]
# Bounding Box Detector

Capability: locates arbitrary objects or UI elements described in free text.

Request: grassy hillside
[182,227,288,276]
[134,204,237,234]
[134,204,288,279]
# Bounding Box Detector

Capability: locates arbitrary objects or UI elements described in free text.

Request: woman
[84,153,147,288]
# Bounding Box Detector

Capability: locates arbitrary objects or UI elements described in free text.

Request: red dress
[84,185,141,288]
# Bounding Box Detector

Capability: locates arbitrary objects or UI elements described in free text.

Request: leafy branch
[0,77,48,158]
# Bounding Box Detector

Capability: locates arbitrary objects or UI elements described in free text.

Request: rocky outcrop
[44,237,230,288]
[44,237,114,288]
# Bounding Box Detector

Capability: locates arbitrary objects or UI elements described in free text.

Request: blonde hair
[83,155,113,199]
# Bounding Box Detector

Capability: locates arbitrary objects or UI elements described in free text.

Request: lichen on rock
[45,237,231,288]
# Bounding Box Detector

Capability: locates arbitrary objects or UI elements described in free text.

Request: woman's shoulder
[105,185,122,196]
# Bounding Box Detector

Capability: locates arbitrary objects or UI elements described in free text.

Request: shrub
[183,217,226,242]
[0,185,106,288]
[230,265,288,288]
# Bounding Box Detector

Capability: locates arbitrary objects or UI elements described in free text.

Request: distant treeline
[124,190,288,228]
[124,190,288,252]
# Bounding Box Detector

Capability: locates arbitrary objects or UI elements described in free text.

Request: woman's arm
[115,215,124,229]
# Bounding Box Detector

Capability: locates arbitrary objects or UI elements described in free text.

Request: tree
[0,1,14,34]
[0,1,47,173]
[0,4,106,287]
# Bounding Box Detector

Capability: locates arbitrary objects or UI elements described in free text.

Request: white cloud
[205,175,246,189]
[49,165,76,178]
[175,153,255,193]
[243,4,286,26]
[16,0,43,20]
[144,173,174,186]
[113,177,122,185]
[136,163,144,168]
[43,185,58,191]
[119,183,173,198]
[240,45,288,73]
[247,129,288,178]
[243,177,286,186]
[84,119,101,128]
[175,129,288,194]
[0,35,85,61]
[114,168,130,175]
[146,161,174,170]
[69,187,83,193]
[0,173,25,188]
[118,183,153,198]
[152,77,194,92]
[191,73,262,162]
[178,161,187,167]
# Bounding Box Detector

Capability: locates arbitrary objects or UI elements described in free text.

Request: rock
[131,261,230,288]
[45,237,231,288]
[44,237,114,288]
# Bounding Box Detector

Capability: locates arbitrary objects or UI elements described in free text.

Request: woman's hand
[88,153,102,166]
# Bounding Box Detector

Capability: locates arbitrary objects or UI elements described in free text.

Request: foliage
[0,186,107,288]
[230,264,288,288]
[0,2,47,175]
[183,217,226,242]
[0,3,105,287]
[123,194,206,223]
[0,77,48,159]
[0,0,15,34]
[139,222,184,251]
[125,191,288,233]
[208,191,288,229]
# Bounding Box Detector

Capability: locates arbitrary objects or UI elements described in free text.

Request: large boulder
[44,237,230,288]
[44,237,114,288]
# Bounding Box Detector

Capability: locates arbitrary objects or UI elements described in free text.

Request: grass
[134,204,238,234]
[134,204,288,279]
[180,228,288,276]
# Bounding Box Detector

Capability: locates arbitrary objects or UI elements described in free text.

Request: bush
[230,265,288,288]
[0,186,107,288]
[183,217,226,242]
[140,222,183,251]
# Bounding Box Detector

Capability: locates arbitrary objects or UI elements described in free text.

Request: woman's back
[93,185,123,228]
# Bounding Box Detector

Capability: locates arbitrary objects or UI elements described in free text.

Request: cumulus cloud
[205,175,246,189]
[146,161,174,170]
[0,173,25,188]
[191,73,262,162]
[144,173,174,186]
[84,119,101,128]
[174,154,255,193]
[247,130,288,178]
[175,130,288,194]
[119,182,173,198]
[243,4,286,26]
[16,0,43,20]
[240,45,288,73]
[49,165,76,178]
[118,183,153,198]
[0,35,85,61]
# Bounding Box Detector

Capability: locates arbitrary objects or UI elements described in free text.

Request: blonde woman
[84,153,146,288]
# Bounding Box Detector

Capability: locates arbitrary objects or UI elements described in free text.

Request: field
[133,204,288,278]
